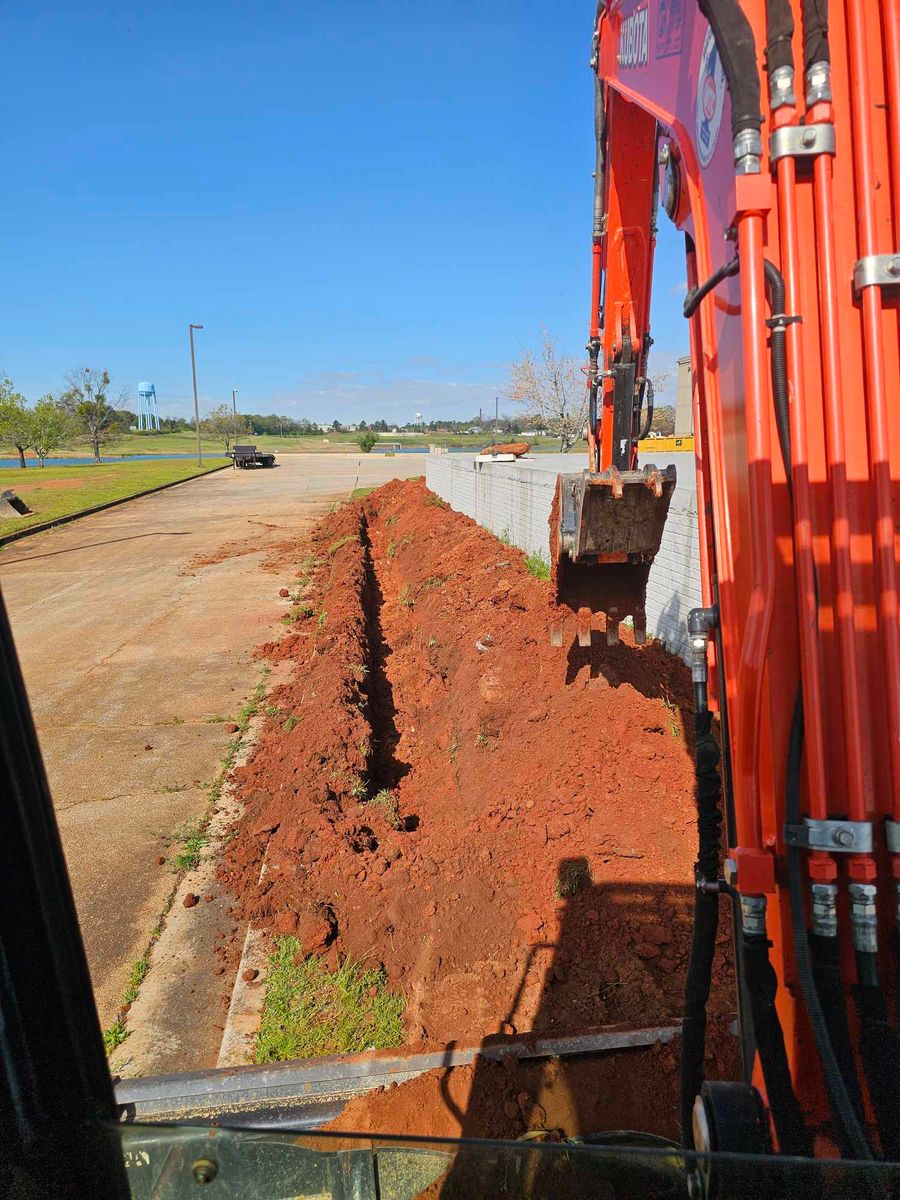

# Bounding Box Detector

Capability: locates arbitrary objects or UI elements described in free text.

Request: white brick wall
[425,452,701,663]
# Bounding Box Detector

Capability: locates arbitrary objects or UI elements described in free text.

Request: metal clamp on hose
[784,817,874,853]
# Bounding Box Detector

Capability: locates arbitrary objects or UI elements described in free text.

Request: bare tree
[60,368,124,462]
[506,330,588,452]
[201,403,251,453]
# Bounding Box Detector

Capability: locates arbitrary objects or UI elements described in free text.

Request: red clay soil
[218,478,736,1106]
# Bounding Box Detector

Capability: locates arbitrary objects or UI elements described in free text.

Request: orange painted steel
[590,0,899,1133]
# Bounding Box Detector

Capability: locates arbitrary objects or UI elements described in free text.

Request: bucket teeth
[634,606,647,646]
[606,608,620,647]
[550,621,563,648]
[576,607,592,648]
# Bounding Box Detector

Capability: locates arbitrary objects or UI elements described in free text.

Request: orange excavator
[1,2,898,1197]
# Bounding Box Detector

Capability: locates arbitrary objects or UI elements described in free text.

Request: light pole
[189,323,204,465]
[232,388,237,416]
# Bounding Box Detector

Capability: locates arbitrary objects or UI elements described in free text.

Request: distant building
[675,355,693,437]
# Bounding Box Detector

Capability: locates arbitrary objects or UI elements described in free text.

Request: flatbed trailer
[231,444,276,469]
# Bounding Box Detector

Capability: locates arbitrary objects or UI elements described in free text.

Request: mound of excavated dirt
[219,478,735,1055]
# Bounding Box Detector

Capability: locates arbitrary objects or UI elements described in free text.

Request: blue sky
[1,2,688,423]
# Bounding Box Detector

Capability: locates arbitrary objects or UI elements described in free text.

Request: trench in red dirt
[219,478,738,1139]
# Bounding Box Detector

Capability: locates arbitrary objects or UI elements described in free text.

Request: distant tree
[0,378,34,467]
[358,419,368,431]
[506,329,587,452]
[201,403,251,453]
[650,404,676,437]
[60,368,124,463]
[372,419,389,432]
[31,396,74,466]
[357,430,378,453]
[331,419,343,432]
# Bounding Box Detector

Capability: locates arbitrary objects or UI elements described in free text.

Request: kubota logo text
[618,5,649,69]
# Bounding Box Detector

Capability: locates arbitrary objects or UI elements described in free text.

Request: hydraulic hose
[765,0,795,75]
[683,256,740,320]
[762,258,792,484]
[854,964,900,1160]
[802,0,830,71]
[637,377,654,442]
[809,930,868,1147]
[698,0,763,147]
[786,694,876,1160]
[680,696,723,1147]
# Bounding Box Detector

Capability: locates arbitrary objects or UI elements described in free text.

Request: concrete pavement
[1,454,424,1030]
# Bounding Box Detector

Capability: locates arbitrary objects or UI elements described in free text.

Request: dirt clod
[183,892,198,908]
[242,967,259,982]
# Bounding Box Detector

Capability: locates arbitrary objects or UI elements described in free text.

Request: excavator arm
[567,0,900,1170]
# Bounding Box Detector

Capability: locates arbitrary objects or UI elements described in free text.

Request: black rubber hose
[854,966,900,1161]
[683,256,740,319]
[698,0,763,141]
[802,0,830,69]
[762,258,792,485]
[637,377,654,442]
[765,0,795,74]
[786,693,876,1160]
[741,929,813,1156]
[592,73,605,243]
[680,704,723,1146]
[810,931,868,1150]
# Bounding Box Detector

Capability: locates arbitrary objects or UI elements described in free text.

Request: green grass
[398,584,414,608]
[255,939,406,1062]
[350,485,377,500]
[0,458,227,534]
[524,550,551,580]
[171,825,210,872]
[367,788,403,829]
[102,950,153,1053]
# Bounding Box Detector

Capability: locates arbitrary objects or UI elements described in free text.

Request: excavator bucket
[550,465,676,647]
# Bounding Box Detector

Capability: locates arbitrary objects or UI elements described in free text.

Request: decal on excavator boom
[618,5,649,70]
[696,25,726,166]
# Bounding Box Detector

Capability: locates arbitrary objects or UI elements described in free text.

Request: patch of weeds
[265,704,281,717]
[206,714,228,724]
[367,788,403,830]
[282,715,299,734]
[447,730,461,763]
[155,783,186,794]
[123,954,151,1005]
[386,539,398,559]
[170,715,184,725]
[498,528,512,546]
[327,534,357,555]
[350,486,377,500]
[317,609,328,630]
[255,939,406,1062]
[425,493,445,508]
[525,551,551,581]
[398,584,414,608]
[104,1017,129,1053]
[661,689,681,738]
[358,736,371,758]
[299,553,318,572]
[172,827,210,872]
[555,859,592,900]
[422,575,447,591]
[350,662,369,683]
[281,603,313,625]
[385,514,399,527]
[349,775,367,800]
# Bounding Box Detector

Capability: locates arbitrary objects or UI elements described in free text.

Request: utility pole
[495,396,499,424]
[189,324,204,466]
[232,388,237,416]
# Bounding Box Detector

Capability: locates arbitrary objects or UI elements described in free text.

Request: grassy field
[0,457,228,534]
[37,429,569,458]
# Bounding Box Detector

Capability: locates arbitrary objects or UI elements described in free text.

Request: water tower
[136,382,160,431]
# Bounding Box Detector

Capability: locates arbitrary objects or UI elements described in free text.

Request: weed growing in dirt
[265,704,281,717]
[282,715,299,734]
[172,826,210,872]
[349,775,367,800]
[327,534,357,555]
[102,950,153,1053]
[386,539,397,559]
[367,788,403,830]
[350,486,377,500]
[103,1017,128,1053]
[207,714,227,723]
[422,575,446,591]
[255,939,405,1062]
[499,528,512,545]
[154,783,186,794]
[398,584,414,608]
[350,662,369,682]
[475,720,499,751]
[425,493,445,508]
[525,551,551,581]
[281,604,313,624]
[447,730,461,762]
[317,609,328,629]
[555,858,592,899]
[385,515,398,527]
[661,689,681,738]
[299,553,318,573]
